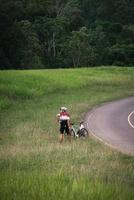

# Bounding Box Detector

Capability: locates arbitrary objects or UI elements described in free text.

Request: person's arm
[56,113,60,122]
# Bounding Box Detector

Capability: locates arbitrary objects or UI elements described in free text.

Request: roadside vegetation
[0,67,134,200]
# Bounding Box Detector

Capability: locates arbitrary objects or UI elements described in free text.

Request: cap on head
[60,106,67,111]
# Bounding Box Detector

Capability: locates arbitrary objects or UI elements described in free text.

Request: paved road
[85,97,134,155]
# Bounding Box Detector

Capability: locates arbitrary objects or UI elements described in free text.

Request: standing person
[56,107,71,143]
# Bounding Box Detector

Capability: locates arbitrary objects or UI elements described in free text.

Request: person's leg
[59,123,64,143]
[60,133,64,143]
[66,126,71,143]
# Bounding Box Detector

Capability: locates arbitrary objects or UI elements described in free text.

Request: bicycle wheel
[79,128,88,137]
[70,129,75,137]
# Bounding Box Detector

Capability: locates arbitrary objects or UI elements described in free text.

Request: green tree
[19,20,43,68]
[33,16,69,67]
[0,0,24,68]
[67,27,97,67]
[62,0,84,31]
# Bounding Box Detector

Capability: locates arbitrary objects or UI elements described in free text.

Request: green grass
[0,67,134,200]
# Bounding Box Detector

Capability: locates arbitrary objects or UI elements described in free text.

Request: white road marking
[128,111,134,129]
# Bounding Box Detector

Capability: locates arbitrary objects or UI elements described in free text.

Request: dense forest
[0,0,134,69]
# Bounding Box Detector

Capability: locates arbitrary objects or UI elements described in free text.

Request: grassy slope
[0,67,134,200]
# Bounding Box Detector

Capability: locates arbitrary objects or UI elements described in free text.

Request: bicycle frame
[70,122,88,138]
[70,125,79,137]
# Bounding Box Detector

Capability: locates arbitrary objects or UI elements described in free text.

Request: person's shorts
[60,120,70,135]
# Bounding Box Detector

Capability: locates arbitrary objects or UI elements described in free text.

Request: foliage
[0,0,134,68]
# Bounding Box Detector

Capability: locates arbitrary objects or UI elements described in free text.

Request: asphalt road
[85,97,134,155]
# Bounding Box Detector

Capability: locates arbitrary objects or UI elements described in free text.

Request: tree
[0,0,24,68]
[67,27,97,67]
[62,0,84,31]
[18,20,43,68]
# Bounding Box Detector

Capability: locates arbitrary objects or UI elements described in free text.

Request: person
[56,107,71,143]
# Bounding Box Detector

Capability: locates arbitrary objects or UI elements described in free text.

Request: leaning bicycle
[70,121,88,138]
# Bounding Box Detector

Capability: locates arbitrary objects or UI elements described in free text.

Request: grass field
[0,67,134,200]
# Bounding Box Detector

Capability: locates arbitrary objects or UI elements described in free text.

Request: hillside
[0,67,134,199]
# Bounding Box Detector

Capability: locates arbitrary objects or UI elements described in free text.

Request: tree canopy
[0,0,134,69]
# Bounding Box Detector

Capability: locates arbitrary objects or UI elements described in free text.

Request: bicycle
[70,121,88,138]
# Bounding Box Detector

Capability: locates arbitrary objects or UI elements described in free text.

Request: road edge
[84,96,134,156]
